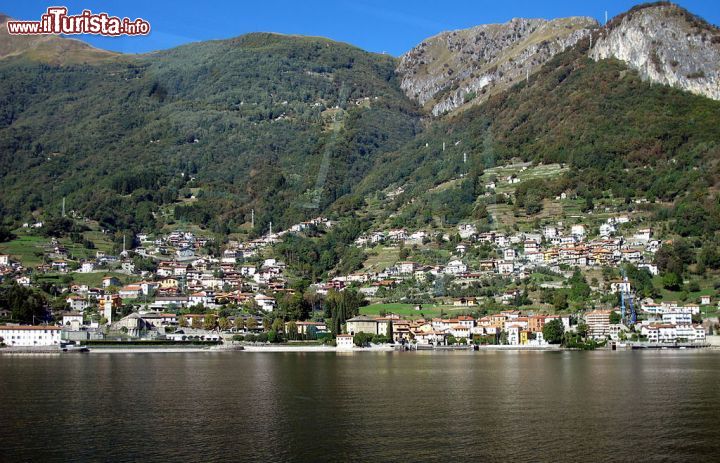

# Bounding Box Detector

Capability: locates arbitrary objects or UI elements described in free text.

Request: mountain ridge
[0,3,719,245]
[589,2,720,101]
[397,16,599,115]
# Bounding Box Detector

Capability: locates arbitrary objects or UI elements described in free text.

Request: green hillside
[0,32,420,235]
[1,10,720,248]
[355,39,720,237]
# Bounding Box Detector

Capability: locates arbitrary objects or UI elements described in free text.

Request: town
[0,205,716,352]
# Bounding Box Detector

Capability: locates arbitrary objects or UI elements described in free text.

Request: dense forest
[0,33,420,235]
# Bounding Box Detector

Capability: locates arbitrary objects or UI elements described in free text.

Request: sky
[1,1,719,56]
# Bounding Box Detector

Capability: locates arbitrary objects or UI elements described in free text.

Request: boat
[61,343,90,353]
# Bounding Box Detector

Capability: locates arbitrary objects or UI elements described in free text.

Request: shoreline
[1,344,715,355]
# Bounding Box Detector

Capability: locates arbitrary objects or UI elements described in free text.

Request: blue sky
[2,1,719,56]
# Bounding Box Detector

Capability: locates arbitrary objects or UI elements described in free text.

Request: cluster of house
[0,254,20,280]
[584,300,707,344]
[334,301,708,349]
[350,218,659,283]
[340,310,571,347]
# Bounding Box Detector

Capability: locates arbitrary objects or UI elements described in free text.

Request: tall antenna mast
[62,197,66,217]
[605,11,608,26]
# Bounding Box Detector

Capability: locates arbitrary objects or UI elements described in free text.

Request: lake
[1,350,719,462]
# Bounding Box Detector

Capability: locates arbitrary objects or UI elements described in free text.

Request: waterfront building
[0,325,62,347]
[585,310,612,339]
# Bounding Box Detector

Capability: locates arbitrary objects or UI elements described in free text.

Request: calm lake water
[1,350,719,462]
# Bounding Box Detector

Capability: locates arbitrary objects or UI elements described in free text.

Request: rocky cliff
[397,16,598,116]
[590,3,720,101]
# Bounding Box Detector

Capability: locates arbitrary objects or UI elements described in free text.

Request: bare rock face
[397,17,598,116]
[590,4,720,101]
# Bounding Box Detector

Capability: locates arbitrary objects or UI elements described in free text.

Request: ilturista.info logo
[6,7,150,36]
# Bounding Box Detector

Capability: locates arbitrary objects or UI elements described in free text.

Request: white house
[497,261,514,275]
[66,295,91,312]
[336,334,354,350]
[62,313,84,330]
[571,225,586,238]
[79,262,94,273]
[661,312,692,325]
[254,294,276,311]
[599,223,616,237]
[633,228,653,242]
[458,224,477,240]
[0,325,62,347]
[444,260,467,275]
[397,262,418,275]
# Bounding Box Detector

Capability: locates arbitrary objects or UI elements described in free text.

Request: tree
[178,315,188,328]
[278,292,310,321]
[576,322,589,339]
[662,272,683,291]
[268,330,281,343]
[234,317,245,331]
[568,269,591,301]
[353,331,371,347]
[0,227,16,243]
[286,321,298,340]
[218,317,230,331]
[271,318,284,334]
[191,316,203,329]
[386,321,394,343]
[246,317,258,330]
[324,289,363,337]
[609,311,622,324]
[0,283,48,324]
[203,315,218,331]
[553,292,569,311]
[543,319,565,344]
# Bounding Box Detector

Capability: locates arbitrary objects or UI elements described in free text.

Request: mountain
[590,2,720,101]
[397,16,598,116]
[0,14,116,64]
[0,30,420,234]
[0,3,719,245]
